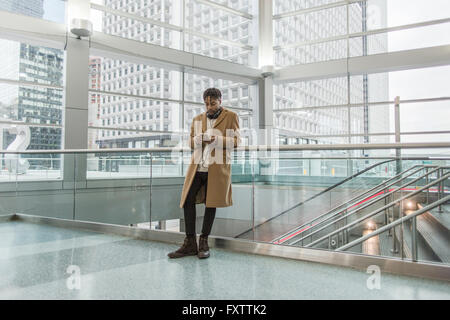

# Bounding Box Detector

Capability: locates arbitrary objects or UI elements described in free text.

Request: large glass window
[88,55,182,150]
[91,0,258,67]
[273,0,450,66]
[0,39,64,152]
[0,0,66,24]
[183,72,254,134]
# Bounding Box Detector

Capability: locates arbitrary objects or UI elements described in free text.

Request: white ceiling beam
[274,44,450,83]
[274,59,348,83]
[349,44,450,75]
[0,10,66,49]
[0,10,261,84]
[90,31,260,84]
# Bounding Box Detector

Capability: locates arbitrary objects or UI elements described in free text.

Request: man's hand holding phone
[203,133,216,144]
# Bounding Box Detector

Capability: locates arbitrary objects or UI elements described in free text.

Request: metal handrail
[276,164,430,244]
[336,195,450,253]
[292,166,446,246]
[304,171,450,248]
[0,142,449,154]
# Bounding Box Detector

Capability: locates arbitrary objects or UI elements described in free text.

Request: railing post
[391,203,399,254]
[390,226,399,254]
[438,168,444,213]
[394,96,402,175]
[388,194,393,236]
[251,151,255,241]
[384,187,388,225]
[400,201,404,259]
[411,216,418,262]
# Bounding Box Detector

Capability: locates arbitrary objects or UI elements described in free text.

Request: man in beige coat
[168,88,240,259]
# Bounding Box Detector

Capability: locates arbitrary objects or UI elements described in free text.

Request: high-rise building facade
[273,0,389,145]
[89,57,102,150]
[92,0,389,149]
[0,0,64,153]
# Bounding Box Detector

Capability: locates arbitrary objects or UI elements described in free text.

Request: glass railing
[1,143,449,266]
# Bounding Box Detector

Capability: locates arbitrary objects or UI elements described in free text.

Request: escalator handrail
[271,163,425,243]
[304,170,450,248]
[336,194,450,252]
[297,166,446,246]
[281,164,433,244]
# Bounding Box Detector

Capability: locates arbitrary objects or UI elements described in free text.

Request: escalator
[278,165,441,247]
[288,165,450,264]
[236,159,399,242]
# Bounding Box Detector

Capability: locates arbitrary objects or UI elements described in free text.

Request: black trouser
[183,171,216,237]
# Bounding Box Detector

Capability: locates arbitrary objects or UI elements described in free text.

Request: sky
[386,0,450,146]
[43,0,65,24]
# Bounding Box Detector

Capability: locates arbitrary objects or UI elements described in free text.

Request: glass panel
[349,73,389,104]
[92,0,258,67]
[88,123,182,152]
[0,83,63,127]
[274,6,348,46]
[1,123,62,161]
[400,102,450,134]
[0,38,64,152]
[350,22,450,57]
[91,8,182,50]
[88,56,182,98]
[0,39,64,84]
[0,0,66,24]
[273,0,344,16]
[185,0,257,67]
[88,55,182,150]
[274,77,350,145]
[183,34,255,65]
[260,151,450,267]
[204,149,253,239]
[386,65,450,101]
[0,152,16,215]
[209,0,252,14]
[249,150,400,245]
[13,152,73,219]
[275,77,348,109]
[274,39,348,66]
[75,151,152,227]
[385,0,450,28]
[348,105,391,138]
[151,149,183,231]
[183,72,255,132]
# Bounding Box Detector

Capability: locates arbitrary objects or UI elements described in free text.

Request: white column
[258,0,273,69]
[63,0,91,184]
[256,0,274,143]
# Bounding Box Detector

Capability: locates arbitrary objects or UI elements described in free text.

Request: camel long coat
[179,108,240,208]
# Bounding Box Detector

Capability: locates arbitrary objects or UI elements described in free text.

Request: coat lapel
[201,112,207,132]
[213,107,228,129]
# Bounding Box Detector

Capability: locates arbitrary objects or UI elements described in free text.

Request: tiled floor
[0,221,449,300]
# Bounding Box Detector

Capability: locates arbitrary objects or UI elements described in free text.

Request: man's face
[204,96,221,115]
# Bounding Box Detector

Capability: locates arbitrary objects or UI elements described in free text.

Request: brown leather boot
[168,236,198,259]
[198,235,210,259]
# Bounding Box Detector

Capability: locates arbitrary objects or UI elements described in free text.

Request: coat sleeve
[190,117,204,150]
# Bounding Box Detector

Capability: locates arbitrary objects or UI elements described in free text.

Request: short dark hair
[203,88,222,101]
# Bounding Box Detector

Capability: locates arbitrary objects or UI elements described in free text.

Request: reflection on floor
[0,221,449,300]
